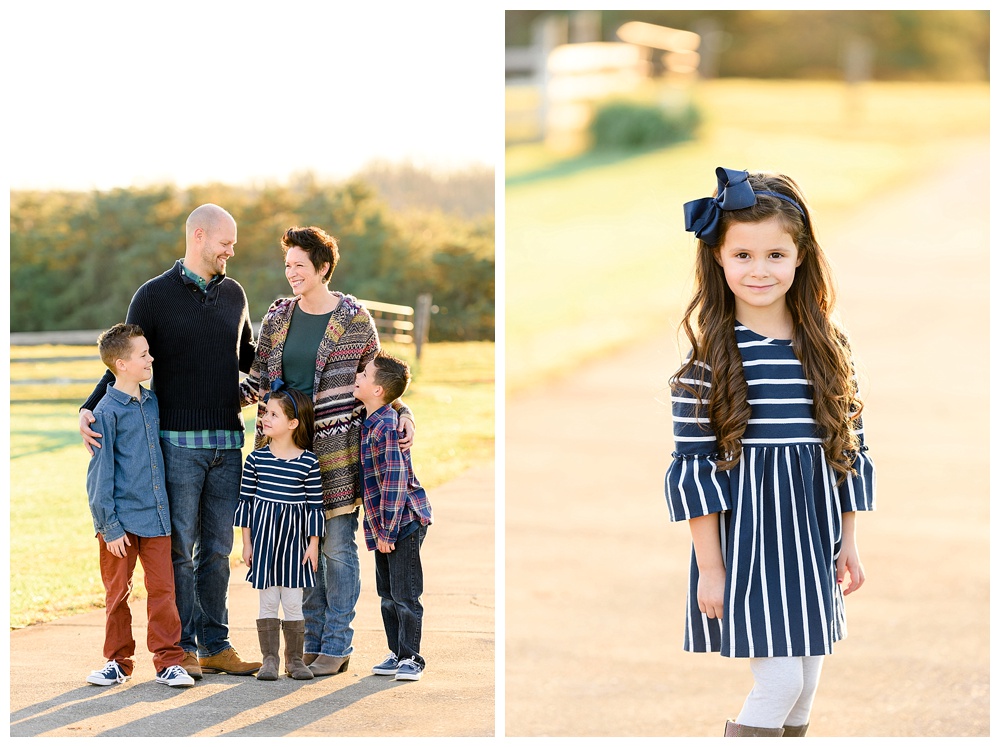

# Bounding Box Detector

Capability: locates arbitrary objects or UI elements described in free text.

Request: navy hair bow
[684,166,808,246]
[264,377,298,419]
[683,167,756,246]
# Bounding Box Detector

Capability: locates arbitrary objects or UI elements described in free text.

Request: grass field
[504,79,989,392]
[9,340,494,628]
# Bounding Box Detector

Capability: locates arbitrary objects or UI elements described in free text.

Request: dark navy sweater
[83,260,256,433]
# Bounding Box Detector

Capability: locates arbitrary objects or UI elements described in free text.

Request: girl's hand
[837,543,866,595]
[242,543,253,570]
[303,538,319,572]
[697,565,726,619]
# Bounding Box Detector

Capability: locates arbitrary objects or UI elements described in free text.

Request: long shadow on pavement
[11,674,406,738]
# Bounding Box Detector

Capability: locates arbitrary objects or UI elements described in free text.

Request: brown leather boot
[782,723,809,737]
[255,618,281,681]
[724,720,785,737]
[281,620,314,680]
[199,646,261,675]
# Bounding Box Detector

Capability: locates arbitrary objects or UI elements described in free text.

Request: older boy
[353,351,433,681]
[85,323,194,688]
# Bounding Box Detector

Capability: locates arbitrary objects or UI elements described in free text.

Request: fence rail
[10,294,434,361]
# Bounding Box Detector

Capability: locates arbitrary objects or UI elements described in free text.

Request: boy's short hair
[372,350,411,404]
[97,323,146,370]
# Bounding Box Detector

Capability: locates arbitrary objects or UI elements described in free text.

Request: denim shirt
[85,384,171,542]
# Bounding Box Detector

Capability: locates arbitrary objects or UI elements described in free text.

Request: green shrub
[589,100,700,150]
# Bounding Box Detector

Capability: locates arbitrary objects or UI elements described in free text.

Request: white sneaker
[86,660,129,686]
[155,664,196,687]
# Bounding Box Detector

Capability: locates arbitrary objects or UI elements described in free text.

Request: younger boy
[84,323,194,688]
[354,350,433,682]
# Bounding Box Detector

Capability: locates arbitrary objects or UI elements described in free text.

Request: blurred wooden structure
[505,12,703,150]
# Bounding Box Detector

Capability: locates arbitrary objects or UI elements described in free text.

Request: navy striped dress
[665,324,876,658]
[235,446,326,590]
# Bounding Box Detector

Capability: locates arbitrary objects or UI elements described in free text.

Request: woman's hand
[242,542,253,570]
[398,415,415,451]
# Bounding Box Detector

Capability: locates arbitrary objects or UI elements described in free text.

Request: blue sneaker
[86,660,129,686]
[155,664,196,688]
[372,653,399,676]
[394,658,423,681]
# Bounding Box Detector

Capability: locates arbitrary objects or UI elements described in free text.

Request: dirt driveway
[504,139,989,737]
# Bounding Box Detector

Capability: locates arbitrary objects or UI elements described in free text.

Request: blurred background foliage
[10,165,494,341]
[506,9,989,82]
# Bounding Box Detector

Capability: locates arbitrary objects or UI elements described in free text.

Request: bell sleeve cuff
[665,453,732,522]
[838,445,876,512]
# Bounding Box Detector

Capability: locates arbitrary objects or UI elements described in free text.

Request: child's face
[117,336,153,381]
[354,359,382,405]
[260,397,298,438]
[715,216,803,319]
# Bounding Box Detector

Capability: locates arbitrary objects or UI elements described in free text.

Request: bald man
[80,204,261,679]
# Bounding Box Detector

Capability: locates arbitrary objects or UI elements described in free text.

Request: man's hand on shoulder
[80,408,101,456]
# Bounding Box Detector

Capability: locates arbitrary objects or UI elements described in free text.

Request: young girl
[665,167,876,737]
[235,383,325,681]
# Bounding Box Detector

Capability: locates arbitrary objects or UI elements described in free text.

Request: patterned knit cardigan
[240,293,395,518]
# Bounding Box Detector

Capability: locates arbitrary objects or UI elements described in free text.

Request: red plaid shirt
[360,405,432,550]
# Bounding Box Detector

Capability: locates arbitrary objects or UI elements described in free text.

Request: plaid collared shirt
[360,404,432,551]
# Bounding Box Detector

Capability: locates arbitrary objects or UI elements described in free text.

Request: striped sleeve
[234,452,257,528]
[838,413,876,512]
[837,353,876,513]
[304,452,326,538]
[664,357,732,522]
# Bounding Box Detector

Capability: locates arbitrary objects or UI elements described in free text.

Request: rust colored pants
[98,533,184,674]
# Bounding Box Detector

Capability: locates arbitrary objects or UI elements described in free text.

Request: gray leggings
[736,656,824,728]
[258,586,304,621]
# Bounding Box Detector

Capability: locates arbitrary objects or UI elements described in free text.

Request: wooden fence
[10,294,435,361]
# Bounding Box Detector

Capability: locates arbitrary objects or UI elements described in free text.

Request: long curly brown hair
[671,171,862,482]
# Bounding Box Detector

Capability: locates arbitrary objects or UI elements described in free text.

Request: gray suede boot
[724,720,785,737]
[281,619,314,680]
[782,723,809,737]
[255,618,281,681]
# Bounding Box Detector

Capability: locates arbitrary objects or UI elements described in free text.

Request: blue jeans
[374,524,427,666]
[303,508,361,657]
[161,442,242,657]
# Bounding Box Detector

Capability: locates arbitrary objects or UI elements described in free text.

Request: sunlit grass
[9,340,494,628]
[504,79,988,392]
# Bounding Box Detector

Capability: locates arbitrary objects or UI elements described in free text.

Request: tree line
[10,169,494,341]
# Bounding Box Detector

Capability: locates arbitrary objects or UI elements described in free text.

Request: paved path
[10,462,495,737]
[505,139,989,737]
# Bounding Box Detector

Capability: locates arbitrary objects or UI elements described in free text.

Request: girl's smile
[716,216,802,322]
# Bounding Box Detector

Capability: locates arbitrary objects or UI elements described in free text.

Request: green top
[281,305,334,397]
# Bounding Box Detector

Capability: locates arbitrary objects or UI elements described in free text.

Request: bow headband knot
[683,166,806,246]
[264,377,299,420]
